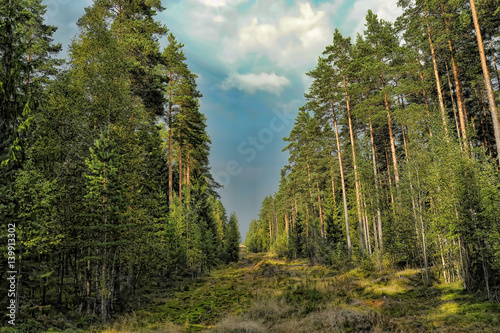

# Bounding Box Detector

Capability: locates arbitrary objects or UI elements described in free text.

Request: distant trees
[246,0,500,297]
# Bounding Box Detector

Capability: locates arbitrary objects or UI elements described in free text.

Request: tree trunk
[330,100,352,256]
[187,147,191,187]
[425,8,450,140]
[285,213,289,244]
[315,176,325,238]
[470,0,500,163]
[344,76,365,254]
[269,216,272,244]
[381,74,400,183]
[329,152,336,204]
[168,72,173,209]
[385,148,395,208]
[444,62,461,140]
[438,234,449,283]
[442,3,468,147]
[362,194,371,255]
[273,198,278,241]
[179,141,182,204]
[369,117,383,252]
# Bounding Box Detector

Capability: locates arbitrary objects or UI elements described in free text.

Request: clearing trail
[102,249,500,333]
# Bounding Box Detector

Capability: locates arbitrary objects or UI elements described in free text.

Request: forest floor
[88,247,500,333]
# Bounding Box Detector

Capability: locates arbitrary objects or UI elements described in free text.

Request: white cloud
[221,72,291,95]
[224,2,334,68]
[239,18,281,48]
[280,3,326,48]
[346,0,403,36]
[161,0,400,93]
[201,0,227,7]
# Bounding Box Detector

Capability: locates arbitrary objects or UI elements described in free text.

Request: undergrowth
[7,250,499,332]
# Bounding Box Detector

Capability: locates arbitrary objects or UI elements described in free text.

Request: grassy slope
[93,249,499,333]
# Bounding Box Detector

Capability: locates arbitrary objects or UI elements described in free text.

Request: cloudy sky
[43,0,401,237]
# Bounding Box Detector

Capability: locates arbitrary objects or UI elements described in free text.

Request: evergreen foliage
[225,213,241,263]
[246,1,500,299]
[0,0,234,325]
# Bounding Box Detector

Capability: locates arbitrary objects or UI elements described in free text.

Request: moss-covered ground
[91,248,500,332]
[11,249,499,332]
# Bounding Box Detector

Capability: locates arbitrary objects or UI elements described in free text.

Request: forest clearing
[2,0,500,331]
[80,248,499,333]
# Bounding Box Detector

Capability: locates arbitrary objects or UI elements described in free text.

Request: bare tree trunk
[187,147,191,187]
[372,215,381,270]
[329,152,336,204]
[425,8,450,140]
[179,141,182,204]
[168,73,173,209]
[385,148,395,208]
[381,75,400,183]
[273,198,278,241]
[285,213,289,244]
[330,100,352,256]
[369,117,383,252]
[445,62,462,142]
[269,216,272,244]
[344,76,365,254]
[442,3,468,147]
[470,0,500,163]
[362,194,371,255]
[316,176,325,238]
[438,234,449,283]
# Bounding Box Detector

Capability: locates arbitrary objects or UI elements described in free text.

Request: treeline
[0,0,239,325]
[246,0,500,297]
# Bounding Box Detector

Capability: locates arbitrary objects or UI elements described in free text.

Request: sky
[42,0,402,237]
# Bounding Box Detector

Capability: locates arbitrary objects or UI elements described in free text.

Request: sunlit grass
[85,250,500,333]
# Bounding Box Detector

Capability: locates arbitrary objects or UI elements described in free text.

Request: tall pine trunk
[469,0,500,163]
[381,74,400,184]
[344,76,365,254]
[442,3,468,147]
[330,100,352,256]
[425,8,449,140]
[168,72,173,209]
[369,117,383,252]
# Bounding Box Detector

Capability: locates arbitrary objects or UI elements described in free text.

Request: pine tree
[225,213,241,263]
[84,130,128,323]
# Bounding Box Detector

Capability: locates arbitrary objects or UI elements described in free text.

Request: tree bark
[179,140,182,204]
[425,8,449,140]
[369,117,383,252]
[168,72,173,209]
[330,100,352,256]
[381,74,400,183]
[285,213,289,244]
[316,176,325,238]
[445,62,462,141]
[442,3,468,146]
[469,0,500,163]
[344,76,365,254]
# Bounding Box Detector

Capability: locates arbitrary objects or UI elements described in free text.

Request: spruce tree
[225,213,241,263]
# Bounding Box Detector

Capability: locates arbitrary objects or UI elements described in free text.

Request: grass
[28,249,499,333]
